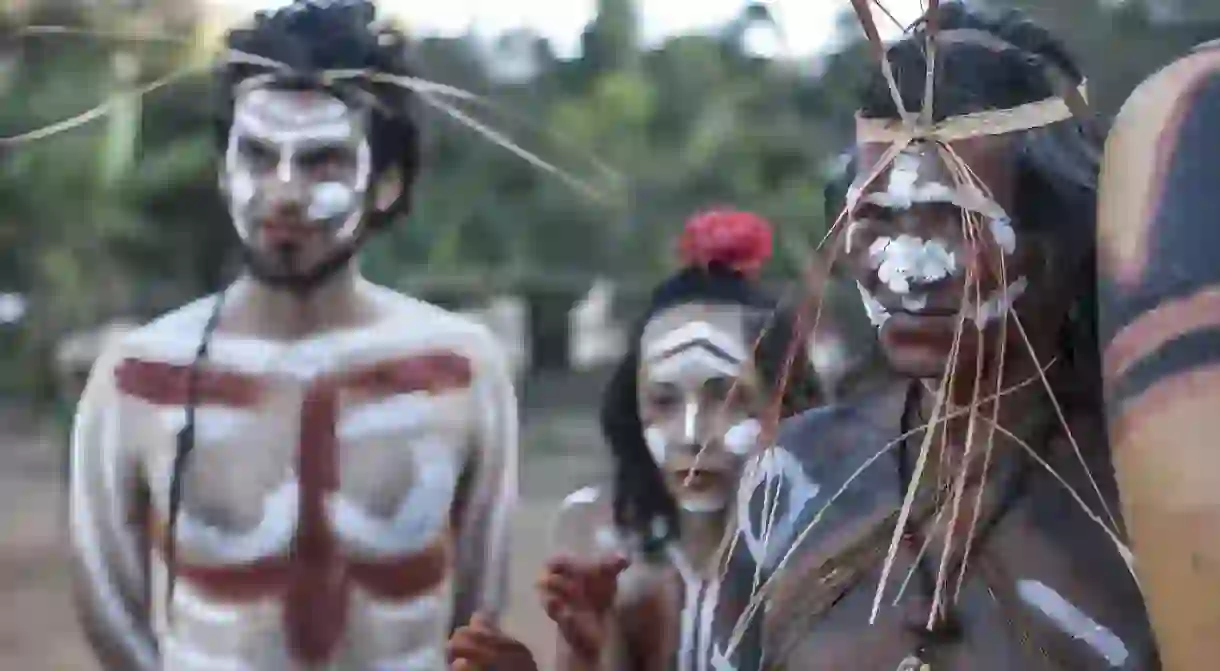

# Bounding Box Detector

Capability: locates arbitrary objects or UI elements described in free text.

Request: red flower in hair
[677,209,774,279]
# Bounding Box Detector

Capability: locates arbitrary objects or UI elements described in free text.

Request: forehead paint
[861,146,959,211]
[643,320,750,364]
[232,88,357,145]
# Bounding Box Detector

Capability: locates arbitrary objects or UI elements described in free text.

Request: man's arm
[449,342,519,630]
[68,346,158,670]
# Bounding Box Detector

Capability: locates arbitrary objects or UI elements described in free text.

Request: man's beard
[240,239,359,294]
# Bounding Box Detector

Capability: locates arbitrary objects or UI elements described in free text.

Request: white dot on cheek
[643,426,668,464]
[307,182,356,221]
[723,419,762,457]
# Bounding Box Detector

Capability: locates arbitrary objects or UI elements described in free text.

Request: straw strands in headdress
[0,20,624,206]
[709,0,1135,663]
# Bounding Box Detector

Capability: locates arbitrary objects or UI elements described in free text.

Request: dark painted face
[636,303,768,513]
[221,85,392,279]
[841,137,1050,379]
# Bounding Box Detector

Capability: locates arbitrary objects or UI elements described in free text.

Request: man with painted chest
[707,3,1159,670]
[67,2,518,669]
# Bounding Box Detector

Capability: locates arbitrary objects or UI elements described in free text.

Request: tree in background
[1,0,1213,401]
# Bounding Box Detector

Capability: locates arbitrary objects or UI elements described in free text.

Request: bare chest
[116,347,475,563]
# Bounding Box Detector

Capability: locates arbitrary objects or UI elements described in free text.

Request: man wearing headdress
[67,2,518,669]
[707,3,1158,669]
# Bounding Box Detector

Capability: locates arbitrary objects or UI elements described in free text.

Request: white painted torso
[112,284,496,670]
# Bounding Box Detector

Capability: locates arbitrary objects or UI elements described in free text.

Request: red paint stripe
[341,352,473,398]
[114,358,262,407]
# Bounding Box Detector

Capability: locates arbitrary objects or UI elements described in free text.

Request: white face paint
[722,418,761,457]
[638,308,762,515]
[223,86,373,243]
[868,234,958,295]
[1017,579,1130,667]
[851,146,1028,330]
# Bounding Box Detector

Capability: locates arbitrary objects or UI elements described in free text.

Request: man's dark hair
[599,262,822,554]
[215,0,421,222]
[857,2,1101,410]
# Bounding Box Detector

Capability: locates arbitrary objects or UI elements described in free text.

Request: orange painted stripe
[1103,286,1220,381]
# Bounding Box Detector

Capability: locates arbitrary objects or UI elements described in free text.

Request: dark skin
[705,140,1157,670]
[844,138,1066,402]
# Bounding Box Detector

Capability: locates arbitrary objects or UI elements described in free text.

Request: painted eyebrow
[643,321,750,362]
[649,339,743,365]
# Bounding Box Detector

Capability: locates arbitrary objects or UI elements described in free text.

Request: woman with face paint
[706,4,1159,670]
[447,210,824,671]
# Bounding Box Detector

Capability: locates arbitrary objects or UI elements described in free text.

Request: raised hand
[537,554,630,662]
[447,612,539,671]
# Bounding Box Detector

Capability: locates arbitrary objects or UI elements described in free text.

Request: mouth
[260,220,317,245]
[860,278,1028,330]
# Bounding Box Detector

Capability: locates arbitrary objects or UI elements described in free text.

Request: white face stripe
[643,321,750,364]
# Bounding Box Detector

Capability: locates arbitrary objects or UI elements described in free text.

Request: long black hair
[856,2,1102,412]
[599,212,822,554]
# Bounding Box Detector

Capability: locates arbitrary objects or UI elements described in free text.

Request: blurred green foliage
[0,0,1214,402]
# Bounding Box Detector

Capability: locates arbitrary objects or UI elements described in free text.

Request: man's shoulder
[369,285,503,359]
[773,385,904,468]
[733,387,906,565]
[111,295,221,361]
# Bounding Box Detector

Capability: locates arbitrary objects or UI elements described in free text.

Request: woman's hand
[537,555,630,662]
[447,612,539,671]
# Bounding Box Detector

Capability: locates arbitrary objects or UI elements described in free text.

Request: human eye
[644,385,681,412]
[238,138,277,171]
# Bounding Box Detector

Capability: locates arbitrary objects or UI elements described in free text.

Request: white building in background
[459,295,531,379]
[568,278,626,371]
[0,293,26,325]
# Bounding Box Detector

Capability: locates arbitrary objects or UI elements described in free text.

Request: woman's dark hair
[857,2,1102,411]
[215,0,421,223]
[599,211,822,554]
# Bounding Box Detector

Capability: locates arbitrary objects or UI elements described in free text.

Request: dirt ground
[0,413,606,669]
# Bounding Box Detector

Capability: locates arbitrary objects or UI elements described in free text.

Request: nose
[682,400,700,446]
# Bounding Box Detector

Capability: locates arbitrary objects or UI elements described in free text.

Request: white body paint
[69,279,519,670]
[735,446,820,570]
[1017,579,1130,667]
